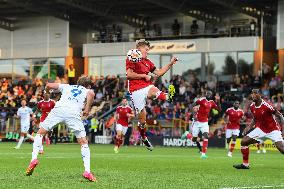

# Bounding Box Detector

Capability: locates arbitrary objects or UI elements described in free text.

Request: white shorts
[116,123,128,135]
[192,121,209,137]
[21,124,30,133]
[247,127,284,143]
[130,85,154,113]
[40,107,86,138]
[226,129,240,138]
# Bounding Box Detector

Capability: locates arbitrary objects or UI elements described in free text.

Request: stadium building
[0,0,281,81]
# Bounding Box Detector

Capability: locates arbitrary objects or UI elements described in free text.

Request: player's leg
[226,129,232,149]
[256,141,261,153]
[137,109,153,151]
[26,127,48,176]
[15,132,25,149]
[261,142,266,153]
[26,109,63,176]
[275,141,284,154]
[147,85,175,102]
[77,136,96,182]
[201,132,209,159]
[15,124,31,149]
[66,117,96,182]
[228,134,237,157]
[191,122,202,153]
[233,128,263,169]
[199,122,209,159]
[114,126,123,153]
[196,137,202,153]
[267,130,284,154]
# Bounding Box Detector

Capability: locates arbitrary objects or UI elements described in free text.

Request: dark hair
[77,76,92,88]
[136,39,150,48]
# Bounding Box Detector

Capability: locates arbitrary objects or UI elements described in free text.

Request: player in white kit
[14,99,34,149]
[25,76,96,182]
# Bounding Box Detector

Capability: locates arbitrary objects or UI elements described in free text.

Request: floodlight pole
[260,14,264,78]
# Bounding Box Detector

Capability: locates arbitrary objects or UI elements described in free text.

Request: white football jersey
[55,84,88,114]
[17,106,33,126]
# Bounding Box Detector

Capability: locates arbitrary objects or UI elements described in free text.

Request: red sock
[115,136,123,148]
[241,146,249,165]
[138,123,147,139]
[230,141,236,153]
[156,91,167,101]
[46,137,50,145]
[202,139,208,154]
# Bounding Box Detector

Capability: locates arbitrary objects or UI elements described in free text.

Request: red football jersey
[195,97,218,122]
[250,100,281,133]
[38,99,55,122]
[126,58,156,92]
[116,105,132,127]
[225,107,244,129]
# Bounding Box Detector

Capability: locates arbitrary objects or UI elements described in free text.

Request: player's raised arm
[152,56,178,77]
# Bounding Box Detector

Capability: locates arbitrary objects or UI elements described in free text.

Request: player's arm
[45,83,60,93]
[126,68,150,81]
[214,93,222,112]
[127,110,135,123]
[223,112,229,124]
[273,110,284,132]
[243,118,255,135]
[152,56,178,77]
[83,89,95,117]
[114,112,118,122]
[127,110,135,119]
[14,110,20,119]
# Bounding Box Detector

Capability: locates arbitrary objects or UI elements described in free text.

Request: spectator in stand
[191,20,199,34]
[250,19,257,36]
[172,19,181,36]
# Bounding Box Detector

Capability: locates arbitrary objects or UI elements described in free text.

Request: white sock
[81,144,91,172]
[16,136,24,148]
[26,134,34,140]
[32,134,43,161]
[40,144,44,151]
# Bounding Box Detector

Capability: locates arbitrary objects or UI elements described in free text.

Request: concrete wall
[83,37,260,57]
[0,16,69,59]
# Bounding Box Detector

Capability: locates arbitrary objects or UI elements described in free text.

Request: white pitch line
[220,185,284,189]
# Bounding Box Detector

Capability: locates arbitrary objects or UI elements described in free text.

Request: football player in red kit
[114,98,134,153]
[126,39,177,151]
[224,101,244,157]
[35,93,55,154]
[233,89,284,169]
[190,91,221,159]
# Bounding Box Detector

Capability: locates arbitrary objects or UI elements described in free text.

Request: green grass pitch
[0,143,283,189]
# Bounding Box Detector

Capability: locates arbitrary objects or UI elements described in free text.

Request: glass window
[50,58,65,79]
[161,55,172,82]
[89,57,101,76]
[237,52,254,76]
[32,59,48,79]
[13,59,30,79]
[148,54,160,68]
[207,52,237,81]
[0,60,12,78]
[172,53,202,80]
[101,56,126,77]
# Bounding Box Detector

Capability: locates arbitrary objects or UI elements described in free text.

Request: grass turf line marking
[220,185,284,189]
